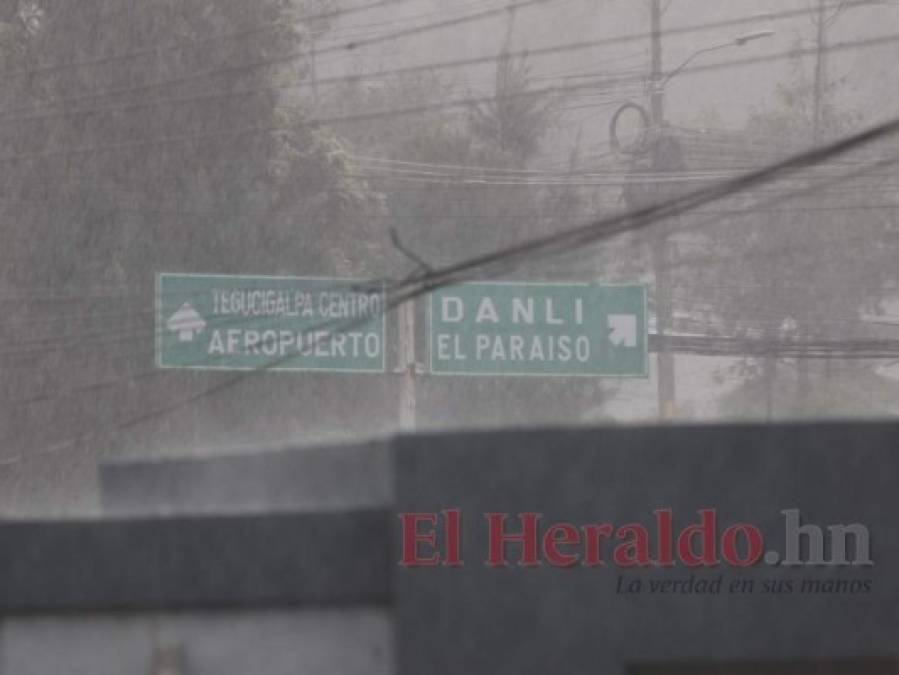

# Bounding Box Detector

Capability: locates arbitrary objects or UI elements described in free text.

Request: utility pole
[650,0,664,124]
[642,8,775,419]
[649,0,676,419]
[813,0,827,141]
[797,0,829,410]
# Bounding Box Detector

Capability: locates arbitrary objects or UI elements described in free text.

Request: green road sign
[429,282,647,377]
[156,273,385,373]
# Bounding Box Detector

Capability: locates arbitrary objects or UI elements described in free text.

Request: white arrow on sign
[167,302,206,342]
[608,314,638,348]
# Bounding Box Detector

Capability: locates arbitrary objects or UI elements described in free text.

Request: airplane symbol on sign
[167,302,206,342]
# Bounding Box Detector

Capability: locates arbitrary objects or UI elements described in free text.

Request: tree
[681,59,899,420]
[6,0,373,283]
[324,46,610,429]
[0,0,380,512]
[468,51,558,166]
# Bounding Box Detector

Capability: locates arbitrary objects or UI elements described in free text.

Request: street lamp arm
[660,42,732,87]
[659,30,776,88]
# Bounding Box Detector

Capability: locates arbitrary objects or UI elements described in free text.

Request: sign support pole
[397,299,417,431]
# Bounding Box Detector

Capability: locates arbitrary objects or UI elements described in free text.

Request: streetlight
[660,30,776,88]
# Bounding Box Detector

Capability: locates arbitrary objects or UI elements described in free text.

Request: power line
[0,0,420,83]
[2,113,899,464]
[650,333,899,358]
[0,2,863,122]
[0,0,565,119]
[0,32,895,162]
[385,119,899,301]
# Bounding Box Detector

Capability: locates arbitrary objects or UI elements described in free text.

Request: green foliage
[328,48,562,269]
[718,363,899,421]
[323,46,608,427]
[0,0,383,497]
[692,58,899,418]
[468,52,559,165]
[2,0,371,288]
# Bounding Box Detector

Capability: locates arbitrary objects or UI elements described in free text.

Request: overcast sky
[319,0,899,158]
